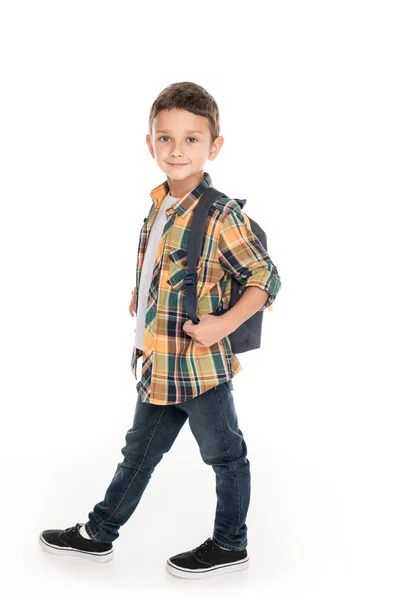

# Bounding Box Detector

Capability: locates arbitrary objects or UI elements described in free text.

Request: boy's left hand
[183,313,229,347]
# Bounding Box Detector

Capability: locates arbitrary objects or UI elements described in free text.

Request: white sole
[38,534,113,563]
[166,557,249,579]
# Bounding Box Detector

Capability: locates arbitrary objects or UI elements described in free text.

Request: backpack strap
[183,187,227,324]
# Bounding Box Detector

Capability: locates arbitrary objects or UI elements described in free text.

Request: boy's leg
[180,381,250,552]
[85,384,188,543]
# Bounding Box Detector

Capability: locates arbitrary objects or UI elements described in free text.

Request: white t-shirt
[134,192,180,351]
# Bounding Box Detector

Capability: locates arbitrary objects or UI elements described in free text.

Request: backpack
[183,186,269,354]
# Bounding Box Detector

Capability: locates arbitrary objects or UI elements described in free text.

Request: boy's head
[146,82,224,186]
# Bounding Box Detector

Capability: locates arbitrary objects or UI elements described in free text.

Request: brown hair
[148,82,220,144]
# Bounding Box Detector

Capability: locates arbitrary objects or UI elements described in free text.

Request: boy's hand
[183,313,230,347]
[129,287,137,317]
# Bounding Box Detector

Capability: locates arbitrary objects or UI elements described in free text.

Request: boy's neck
[167,170,205,199]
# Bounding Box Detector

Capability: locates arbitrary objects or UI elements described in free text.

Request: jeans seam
[213,386,241,537]
[213,534,246,552]
[89,405,168,542]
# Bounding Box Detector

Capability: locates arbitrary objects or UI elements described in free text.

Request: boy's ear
[146,134,155,159]
[208,136,224,161]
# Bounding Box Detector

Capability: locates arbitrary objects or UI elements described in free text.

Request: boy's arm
[218,286,271,337]
[217,209,282,316]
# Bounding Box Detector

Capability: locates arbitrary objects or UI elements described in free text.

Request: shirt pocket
[167,248,195,291]
[167,247,225,300]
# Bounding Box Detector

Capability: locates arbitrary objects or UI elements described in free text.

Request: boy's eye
[158,136,197,143]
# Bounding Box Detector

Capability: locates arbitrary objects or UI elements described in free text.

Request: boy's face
[146,108,223,185]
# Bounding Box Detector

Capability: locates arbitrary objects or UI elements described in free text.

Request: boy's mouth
[168,163,189,167]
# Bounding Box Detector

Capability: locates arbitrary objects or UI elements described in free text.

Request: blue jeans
[85,380,251,551]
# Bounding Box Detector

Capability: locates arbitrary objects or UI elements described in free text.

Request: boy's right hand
[129,287,137,317]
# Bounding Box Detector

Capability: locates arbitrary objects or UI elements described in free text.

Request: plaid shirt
[131,171,281,405]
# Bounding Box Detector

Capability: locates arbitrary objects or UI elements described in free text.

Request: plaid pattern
[131,172,282,405]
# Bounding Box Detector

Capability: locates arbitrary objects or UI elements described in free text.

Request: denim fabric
[85,380,250,551]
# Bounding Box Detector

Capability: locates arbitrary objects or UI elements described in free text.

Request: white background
[1,0,399,597]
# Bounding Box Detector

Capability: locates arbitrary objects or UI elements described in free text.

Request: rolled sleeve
[217,209,282,310]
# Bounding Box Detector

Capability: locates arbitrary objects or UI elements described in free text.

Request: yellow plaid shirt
[131,171,282,404]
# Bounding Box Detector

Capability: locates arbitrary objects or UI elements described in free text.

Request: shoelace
[63,523,82,535]
[193,537,215,557]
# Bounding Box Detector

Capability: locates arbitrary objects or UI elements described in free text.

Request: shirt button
[182,261,188,267]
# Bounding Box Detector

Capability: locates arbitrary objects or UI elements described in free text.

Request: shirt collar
[149,171,213,218]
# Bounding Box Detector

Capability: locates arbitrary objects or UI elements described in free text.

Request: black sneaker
[166,537,249,579]
[39,522,113,563]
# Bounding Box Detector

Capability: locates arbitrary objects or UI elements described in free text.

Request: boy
[39,82,282,579]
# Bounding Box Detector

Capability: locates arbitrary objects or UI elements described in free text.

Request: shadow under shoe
[39,522,113,563]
